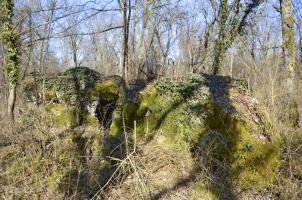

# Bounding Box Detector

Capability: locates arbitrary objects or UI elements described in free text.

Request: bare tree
[118,0,131,82]
[212,0,264,75]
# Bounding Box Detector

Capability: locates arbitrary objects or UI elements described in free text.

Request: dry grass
[0,104,105,199]
[273,127,302,200]
[237,57,302,200]
[101,132,194,200]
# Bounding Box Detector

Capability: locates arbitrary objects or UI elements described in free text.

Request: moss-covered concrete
[112,73,280,191]
[17,69,280,198]
[23,67,125,129]
[23,67,123,104]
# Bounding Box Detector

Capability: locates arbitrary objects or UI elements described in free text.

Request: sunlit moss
[84,114,100,128]
[192,182,221,200]
[89,80,119,101]
[45,104,79,127]
[113,74,280,190]
[203,102,280,188]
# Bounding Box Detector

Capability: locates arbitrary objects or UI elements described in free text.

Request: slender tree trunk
[1,0,20,123]
[297,20,302,63]
[137,0,155,80]
[119,0,130,83]
[122,0,128,81]
[7,84,16,121]
[212,0,228,75]
[22,4,33,81]
[212,0,263,75]
[280,0,299,126]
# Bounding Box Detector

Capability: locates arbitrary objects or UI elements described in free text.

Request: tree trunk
[7,84,17,122]
[212,0,263,75]
[1,0,20,123]
[212,0,228,75]
[280,0,299,126]
[120,0,126,80]
[119,0,130,83]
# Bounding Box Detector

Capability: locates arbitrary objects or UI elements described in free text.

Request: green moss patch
[112,73,280,190]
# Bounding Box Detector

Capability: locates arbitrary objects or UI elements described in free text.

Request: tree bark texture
[280,0,299,126]
[213,0,228,75]
[1,0,20,123]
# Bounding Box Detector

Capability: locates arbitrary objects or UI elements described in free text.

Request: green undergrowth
[1,121,106,199]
